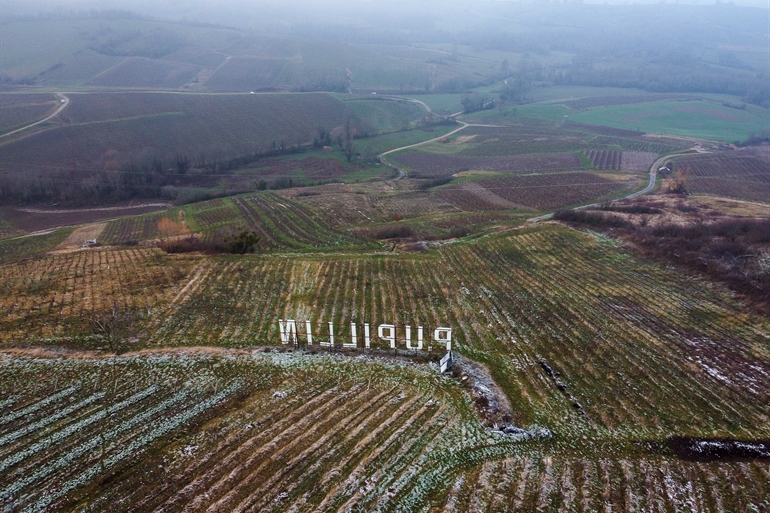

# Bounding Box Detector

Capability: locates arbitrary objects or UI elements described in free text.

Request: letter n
[278,319,297,344]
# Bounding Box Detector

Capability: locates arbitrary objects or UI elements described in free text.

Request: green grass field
[570,99,770,142]
[0,229,71,265]
[403,94,464,114]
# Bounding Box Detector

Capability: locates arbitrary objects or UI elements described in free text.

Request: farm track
[378,117,509,180]
[0,93,69,139]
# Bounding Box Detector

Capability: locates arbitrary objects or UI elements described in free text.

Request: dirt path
[0,93,69,139]
[16,202,170,214]
[379,119,519,180]
[378,122,471,179]
[51,223,106,252]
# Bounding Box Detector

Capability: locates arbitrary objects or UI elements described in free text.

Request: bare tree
[332,109,356,162]
[92,304,136,353]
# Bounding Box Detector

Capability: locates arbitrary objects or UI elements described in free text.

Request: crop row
[438,172,630,211]
[100,213,176,245]
[393,151,583,177]
[0,353,279,512]
[191,204,240,231]
[457,125,592,157]
[144,225,769,438]
[3,225,768,436]
[436,181,522,211]
[231,193,362,250]
[0,350,489,512]
[0,229,71,266]
[620,151,658,172]
[0,247,200,343]
[442,229,769,434]
[590,135,681,154]
[586,150,621,169]
[281,185,459,226]
[561,93,687,111]
[674,154,770,203]
[445,455,769,512]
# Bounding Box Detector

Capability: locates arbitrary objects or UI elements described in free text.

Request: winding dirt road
[0,93,70,139]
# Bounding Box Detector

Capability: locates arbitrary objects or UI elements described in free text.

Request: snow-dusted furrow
[20,384,240,513]
[0,391,106,448]
[0,385,79,427]
[0,386,160,497]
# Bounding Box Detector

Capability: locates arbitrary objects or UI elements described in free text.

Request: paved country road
[378,121,505,180]
[526,151,694,222]
[0,93,70,139]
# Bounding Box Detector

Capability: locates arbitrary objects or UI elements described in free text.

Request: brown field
[1,93,347,171]
[436,181,524,211]
[393,151,583,177]
[0,247,201,343]
[674,153,770,203]
[0,93,58,133]
[0,204,170,234]
[620,151,658,172]
[246,156,362,181]
[279,183,460,225]
[438,172,635,211]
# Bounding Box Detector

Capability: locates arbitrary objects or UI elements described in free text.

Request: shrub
[554,209,632,229]
[415,176,453,191]
[367,224,416,240]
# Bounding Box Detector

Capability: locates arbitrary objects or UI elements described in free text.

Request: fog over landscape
[0,0,769,511]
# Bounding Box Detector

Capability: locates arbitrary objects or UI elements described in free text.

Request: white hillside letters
[277,319,452,351]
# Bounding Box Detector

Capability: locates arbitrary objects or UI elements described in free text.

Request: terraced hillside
[99,193,368,250]
[3,225,768,437]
